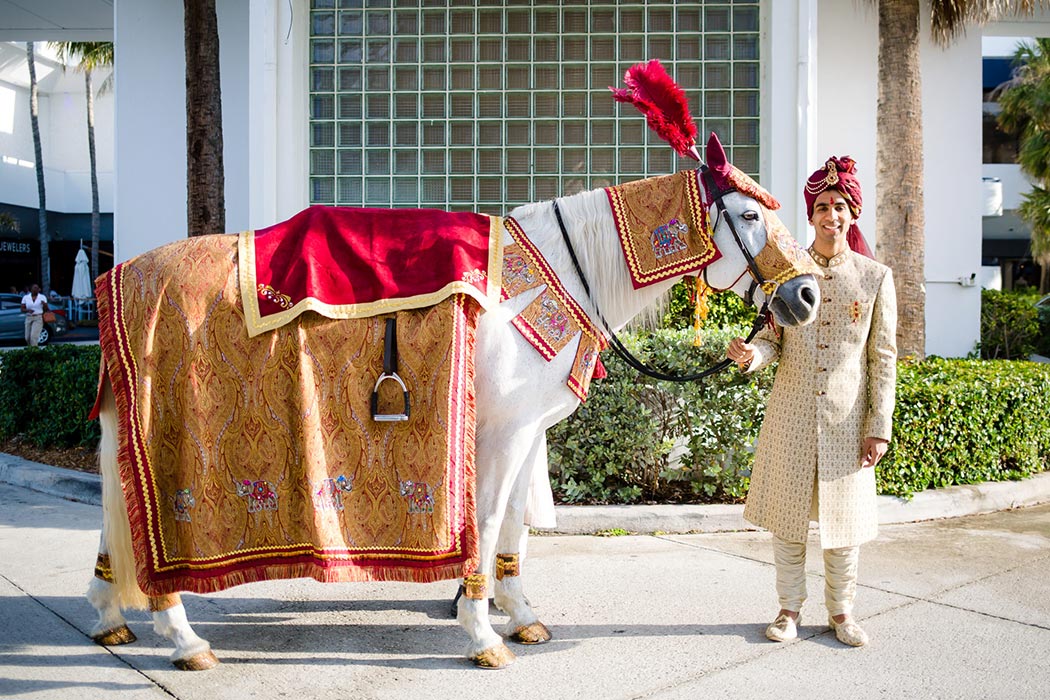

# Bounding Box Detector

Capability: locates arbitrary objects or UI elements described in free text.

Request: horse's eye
[742,211,760,221]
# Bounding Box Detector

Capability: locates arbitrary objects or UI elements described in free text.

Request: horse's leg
[88,380,143,646]
[494,433,552,645]
[86,535,136,645]
[150,594,218,671]
[457,427,538,669]
[91,380,216,670]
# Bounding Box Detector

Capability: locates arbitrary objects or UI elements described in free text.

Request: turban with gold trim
[803,156,873,259]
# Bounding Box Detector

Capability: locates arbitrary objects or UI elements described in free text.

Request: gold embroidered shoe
[765,612,800,642]
[828,615,869,647]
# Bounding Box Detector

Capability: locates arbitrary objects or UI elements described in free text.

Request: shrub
[548,332,1050,503]
[548,325,772,504]
[661,280,758,330]
[980,288,1041,359]
[878,357,1050,496]
[0,344,101,448]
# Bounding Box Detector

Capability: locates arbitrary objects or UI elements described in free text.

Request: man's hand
[860,437,889,468]
[726,337,756,371]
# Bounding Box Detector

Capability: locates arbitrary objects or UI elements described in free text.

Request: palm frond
[929,0,1042,47]
[1018,186,1050,264]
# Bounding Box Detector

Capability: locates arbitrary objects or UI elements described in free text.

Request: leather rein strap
[551,187,771,384]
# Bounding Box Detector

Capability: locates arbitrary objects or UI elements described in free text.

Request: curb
[0,453,101,507]
[3,452,1049,534]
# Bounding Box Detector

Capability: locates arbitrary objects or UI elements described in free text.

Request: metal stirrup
[371,317,410,422]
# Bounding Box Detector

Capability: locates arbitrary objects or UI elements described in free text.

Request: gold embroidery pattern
[502,218,609,401]
[752,208,821,293]
[257,283,292,310]
[95,236,481,595]
[605,170,717,287]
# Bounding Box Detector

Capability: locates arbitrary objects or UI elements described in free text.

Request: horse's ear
[705,132,727,170]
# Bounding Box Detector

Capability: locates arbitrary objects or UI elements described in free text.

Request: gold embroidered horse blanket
[95,232,482,596]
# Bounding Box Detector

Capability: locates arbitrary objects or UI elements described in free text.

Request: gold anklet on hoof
[173,650,220,671]
[463,573,488,600]
[92,624,137,646]
[510,621,552,645]
[470,643,516,669]
[495,553,519,580]
[93,553,115,584]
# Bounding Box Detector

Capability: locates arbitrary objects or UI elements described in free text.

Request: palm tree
[50,42,114,281]
[25,42,50,294]
[184,0,225,237]
[997,38,1050,293]
[874,1,1042,360]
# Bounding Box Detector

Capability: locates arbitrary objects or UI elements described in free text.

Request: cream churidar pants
[770,472,860,617]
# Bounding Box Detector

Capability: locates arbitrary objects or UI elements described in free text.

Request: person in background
[21,283,49,347]
[726,156,897,647]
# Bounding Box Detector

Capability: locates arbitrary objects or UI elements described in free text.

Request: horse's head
[696,133,821,327]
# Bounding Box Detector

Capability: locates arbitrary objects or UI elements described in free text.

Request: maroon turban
[803,156,873,258]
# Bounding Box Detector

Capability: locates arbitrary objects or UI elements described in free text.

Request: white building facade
[6,0,1049,357]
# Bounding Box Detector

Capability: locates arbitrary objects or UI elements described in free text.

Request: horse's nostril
[801,285,818,307]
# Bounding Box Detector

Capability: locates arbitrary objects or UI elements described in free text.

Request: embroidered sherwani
[742,248,897,549]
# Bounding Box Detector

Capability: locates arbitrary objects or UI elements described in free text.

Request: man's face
[30,284,40,294]
[809,190,854,250]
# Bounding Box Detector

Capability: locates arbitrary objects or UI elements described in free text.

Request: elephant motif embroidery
[650,218,689,259]
[312,475,354,512]
[172,488,195,523]
[399,480,438,515]
[236,479,279,515]
[536,296,570,344]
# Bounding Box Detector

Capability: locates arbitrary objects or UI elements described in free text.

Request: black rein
[551,198,770,383]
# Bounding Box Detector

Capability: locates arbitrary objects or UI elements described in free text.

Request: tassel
[693,276,710,347]
[610,59,699,160]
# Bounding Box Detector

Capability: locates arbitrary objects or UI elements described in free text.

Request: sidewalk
[2,460,1050,699]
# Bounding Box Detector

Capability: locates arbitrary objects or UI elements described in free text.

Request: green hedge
[980,288,1050,359]
[1,335,1048,504]
[0,345,102,448]
[547,329,1050,502]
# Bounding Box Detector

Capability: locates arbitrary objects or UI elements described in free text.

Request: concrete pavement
[2,463,1050,699]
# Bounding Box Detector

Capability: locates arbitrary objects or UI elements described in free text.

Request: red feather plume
[610,60,699,160]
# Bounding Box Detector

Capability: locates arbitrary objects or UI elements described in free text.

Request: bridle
[551,166,776,384]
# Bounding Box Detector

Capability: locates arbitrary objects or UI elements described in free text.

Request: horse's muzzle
[769,274,821,327]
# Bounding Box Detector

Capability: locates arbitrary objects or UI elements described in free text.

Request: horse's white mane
[506,186,674,332]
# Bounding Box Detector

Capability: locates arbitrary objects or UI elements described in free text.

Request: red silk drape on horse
[95,233,480,595]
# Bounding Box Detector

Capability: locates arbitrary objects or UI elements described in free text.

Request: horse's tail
[98,380,149,611]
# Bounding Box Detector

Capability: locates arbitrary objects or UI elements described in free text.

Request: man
[21,283,49,347]
[726,156,897,647]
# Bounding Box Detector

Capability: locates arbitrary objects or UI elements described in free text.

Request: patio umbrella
[71,248,93,299]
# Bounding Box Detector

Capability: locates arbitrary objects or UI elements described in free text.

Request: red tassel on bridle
[610,59,700,161]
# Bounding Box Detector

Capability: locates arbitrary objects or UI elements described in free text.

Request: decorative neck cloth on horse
[94,235,480,594]
[604,170,719,289]
[502,217,609,401]
[239,205,504,337]
[803,155,874,259]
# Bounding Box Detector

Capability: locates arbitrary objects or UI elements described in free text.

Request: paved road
[2,480,1048,699]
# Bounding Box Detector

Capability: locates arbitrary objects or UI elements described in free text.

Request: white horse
[87,142,820,670]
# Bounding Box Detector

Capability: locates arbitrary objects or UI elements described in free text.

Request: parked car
[1037,294,1050,309]
[0,293,70,346]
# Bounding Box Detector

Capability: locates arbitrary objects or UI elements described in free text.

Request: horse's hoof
[470,643,516,669]
[510,621,552,645]
[91,624,137,646]
[172,650,219,671]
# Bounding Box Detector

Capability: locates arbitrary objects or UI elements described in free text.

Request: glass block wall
[308,0,761,213]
